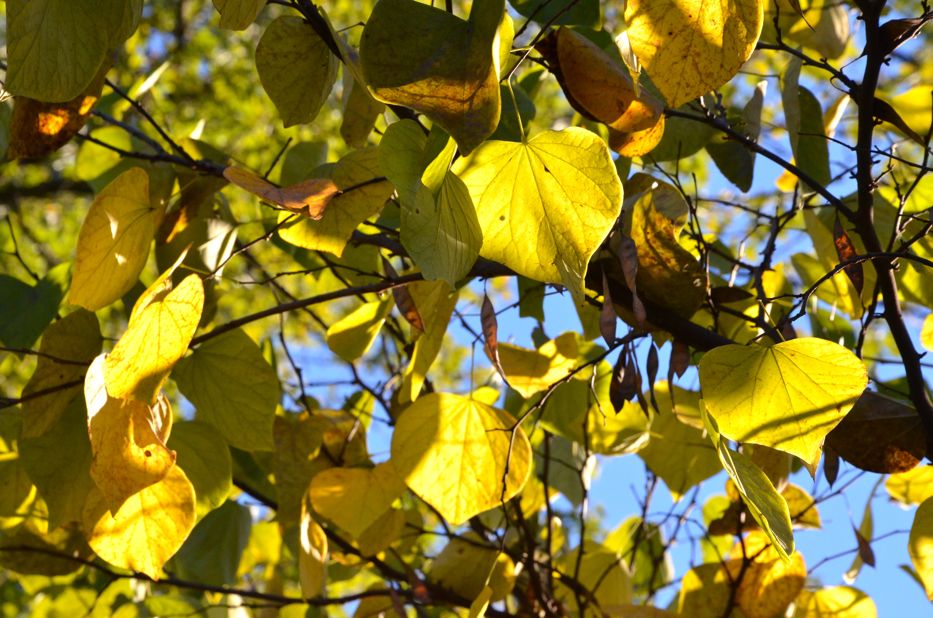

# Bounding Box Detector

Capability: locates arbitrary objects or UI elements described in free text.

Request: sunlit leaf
[887,466,933,507]
[84,465,196,579]
[728,532,806,616]
[106,273,204,403]
[256,16,338,127]
[791,585,878,618]
[909,497,933,600]
[391,393,531,525]
[497,332,603,398]
[360,0,504,154]
[326,296,394,363]
[624,0,764,106]
[428,533,515,602]
[455,128,623,301]
[174,328,279,452]
[698,338,868,469]
[309,462,406,539]
[299,493,328,598]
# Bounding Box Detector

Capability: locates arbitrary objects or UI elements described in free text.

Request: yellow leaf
[326,296,393,363]
[83,465,196,579]
[922,314,933,352]
[397,281,459,404]
[498,331,604,398]
[678,562,732,616]
[910,497,933,599]
[624,0,765,107]
[68,167,159,311]
[454,128,623,301]
[298,493,328,599]
[609,114,666,158]
[469,586,493,618]
[105,273,204,403]
[698,338,868,469]
[360,0,504,154]
[224,166,340,219]
[791,585,877,617]
[356,507,406,557]
[309,462,406,539]
[428,533,515,602]
[85,354,176,510]
[728,532,806,617]
[391,393,531,525]
[555,547,633,610]
[277,147,394,257]
[21,310,102,439]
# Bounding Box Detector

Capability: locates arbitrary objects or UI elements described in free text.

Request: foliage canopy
[1,0,933,616]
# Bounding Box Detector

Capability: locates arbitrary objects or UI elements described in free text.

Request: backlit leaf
[212,0,265,30]
[678,562,731,616]
[624,0,764,107]
[84,465,196,579]
[174,328,279,452]
[326,296,394,363]
[887,466,933,507]
[69,167,158,311]
[299,493,328,598]
[391,393,531,525]
[85,355,176,511]
[309,462,406,539]
[105,273,204,403]
[455,128,622,301]
[397,281,459,404]
[497,332,604,399]
[428,534,515,602]
[256,16,338,127]
[728,532,806,616]
[360,0,504,154]
[698,338,868,469]
[224,167,340,219]
[909,497,933,600]
[791,586,878,618]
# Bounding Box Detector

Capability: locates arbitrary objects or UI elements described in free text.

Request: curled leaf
[224,167,340,219]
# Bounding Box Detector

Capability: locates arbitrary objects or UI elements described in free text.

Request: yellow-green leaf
[455,128,622,301]
[68,168,158,311]
[698,338,868,469]
[174,328,280,452]
[498,333,604,399]
[308,462,406,539]
[212,0,264,30]
[428,534,516,602]
[397,281,459,404]
[299,493,328,598]
[791,585,878,618]
[105,273,204,403]
[360,0,504,154]
[704,407,795,560]
[85,355,176,511]
[83,465,196,579]
[256,16,338,127]
[326,296,393,363]
[391,393,531,525]
[277,148,393,257]
[21,309,102,439]
[555,547,633,610]
[910,497,933,600]
[624,0,764,107]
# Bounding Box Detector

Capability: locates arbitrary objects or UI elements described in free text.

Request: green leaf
[360,0,504,154]
[0,273,63,350]
[256,16,338,127]
[308,462,406,539]
[703,406,795,560]
[909,497,933,600]
[174,328,280,452]
[795,86,831,190]
[5,0,133,102]
[19,397,94,530]
[20,309,102,439]
[277,148,393,257]
[326,296,393,363]
[455,128,622,301]
[68,167,158,311]
[391,393,531,525]
[380,121,483,285]
[698,338,868,469]
[624,0,764,107]
[173,500,252,586]
[212,0,265,30]
[509,0,598,27]
[397,281,459,404]
[168,421,233,520]
[706,136,755,192]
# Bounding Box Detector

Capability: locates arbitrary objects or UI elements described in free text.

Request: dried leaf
[223,166,340,219]
[616,232,647,325]
[600,272,617,347]
[647,343,659,412]
[481,294,507,384]
[853,524,876,568]
[833,216,864,295]
[879,14,933,58]
[383,258,424,333]
[670,339,690,379]
[824,444,840,487]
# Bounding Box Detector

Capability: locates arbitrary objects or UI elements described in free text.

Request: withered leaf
[853,524,876,568]
[224,166,340,219]
[599,271,617,347]
[481,294,507,384]
[833,216,864,295]
[670,339,690,379]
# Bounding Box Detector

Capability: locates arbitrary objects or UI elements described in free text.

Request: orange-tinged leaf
[105,273,204,403]
[309,462,406,539]
[85,355,176,510]
[83,465,196,579]
[224,166,340,219]
[833,216,864,294]
[68,167,159,312]
[608,114,666,157]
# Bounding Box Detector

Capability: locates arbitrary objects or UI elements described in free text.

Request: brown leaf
[609,346,640,413]
[223,167,340,219]
[608,114,666,158]
[7,64,109,160]
[823,444,840,487]
[382,258,424,333]
[670,339,690,379]
[879,14,933,58]
[615,232,647,326]
[646,343,659,412]
[825,391,925,473]
[599,271,617,347]
[853,524,876,568]
[873,97,927,145]
[481,294,508,384]
[833,216,864,294]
